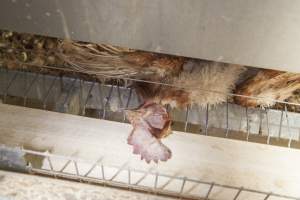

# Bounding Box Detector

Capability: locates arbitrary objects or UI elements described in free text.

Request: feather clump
[235,69,300,108]
[58,41,184,79]
[168,61,245,108]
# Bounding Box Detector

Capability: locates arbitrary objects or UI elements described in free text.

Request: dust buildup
[0,30,62,70]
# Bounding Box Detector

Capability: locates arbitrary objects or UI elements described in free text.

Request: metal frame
[1,0,300,73]
[22,148,300,200]
[0,68,299,148]
[0,68,300,199]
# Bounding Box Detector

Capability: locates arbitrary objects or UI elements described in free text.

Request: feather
[235,69,300,107]
[58,41,184,78]
[171,61,245,108]
[136,61,245,109]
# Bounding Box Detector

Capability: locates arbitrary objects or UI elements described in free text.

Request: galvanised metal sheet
[0,0,300,72]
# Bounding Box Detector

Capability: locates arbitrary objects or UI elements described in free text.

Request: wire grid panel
[22,149,300,200]
[0,68,300,148]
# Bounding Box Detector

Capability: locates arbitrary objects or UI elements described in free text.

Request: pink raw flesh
[127,125,172,163]
[126,102,172,163]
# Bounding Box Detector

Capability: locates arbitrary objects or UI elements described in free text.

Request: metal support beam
[0,0,300,72]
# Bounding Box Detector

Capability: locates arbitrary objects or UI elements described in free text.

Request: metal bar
[78,80,84,114]
[179,177,187,194]
[84,157,103,177]
[109,162,129,181]
[154,172,159,189]
[264,193,272,200]
[82,81,95,116]
[15,149,274,190]
[3,63,300,109]
[266,109,271,144]
[31,166,300,200]
[101,164,105,180]
[3,72,18,103]
[97,82,105,118]
[22,148,300,200]
[134,167,154,185]
[59,159,72,172]
[46,156,54,171]
[233,187,243,200]
[259,109,263,136]
[205,104,209,135]
[23,69,28,96]
[285,105,292,148]
[117,80,124,110]
[102,85,114,119]
[158,173,177,190]
[41,73,46,99]
[4,0,300,73]
[278,109,284,139]
[128,168,131,185]
[23,72,39,106]
[61,78,78,110]
[42,76,57,109]
[246,107,250,141]
[123,87,132,122]
[29,167,199,200]
[73,161,79,176]
[184,105,190,132]
[205,183,214,200]
[187,183,204,197]
[225,98,229,137]
[3,68,8,95]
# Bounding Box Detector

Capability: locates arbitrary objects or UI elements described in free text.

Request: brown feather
[135,61,244,109]
[235,69,300,107]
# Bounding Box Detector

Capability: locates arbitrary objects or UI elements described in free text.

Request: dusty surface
[0,170,174,200]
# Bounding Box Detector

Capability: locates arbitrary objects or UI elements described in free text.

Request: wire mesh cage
[0,66,300,199]
[1,40,300,200]
[0,67,299,149]
[10,148,296,200]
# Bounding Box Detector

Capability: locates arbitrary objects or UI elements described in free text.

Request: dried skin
[235,69,300,107]
[126,102,172,163]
